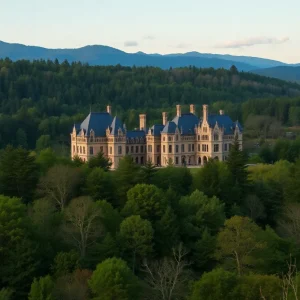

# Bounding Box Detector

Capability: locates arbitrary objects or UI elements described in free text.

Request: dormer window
[203,127,207,133]
[214,134,219,141]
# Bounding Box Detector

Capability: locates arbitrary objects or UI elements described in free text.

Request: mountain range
[1,40,299,82]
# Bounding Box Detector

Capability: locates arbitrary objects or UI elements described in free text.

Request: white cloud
[143,35,155,40]
[173,43,191,49]
[215,36,290,48]
[124,41,139,47]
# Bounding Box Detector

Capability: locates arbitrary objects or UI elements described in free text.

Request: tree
[53,269,92,300]
[0,288,12,300]
[215,216,266,276]
[123,184,168,222]
[114,156,141,206]
[36,135,51,151]
[38,165,80,211]
[0,146,38,203]
[119,215,154,272]
[226,136,248,203]
[89,257,141,300]
[16,128,28,148]
[141,160,157,184]
[0,195,38,298]
[88,151,112,171]
[85,167,115,202]
[178,190,225,245]
[63,196,103,258]
[51,251,80,279]
[28,275,54,300]
[189,268,239,300]
[243,194,265,222]
[142,244,190,300]
[35,148,58,174]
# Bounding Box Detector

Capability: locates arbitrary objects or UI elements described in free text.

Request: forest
[2,60,300,299]
[1,59,300,151]
[1,139,300,299]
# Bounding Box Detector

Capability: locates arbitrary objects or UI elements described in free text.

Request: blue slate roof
[110,116,124,135]
[126,130,146,139]
[206,114,241,134]
[162,113,198,135]
[80,112,113,137]
[149,124,164,136]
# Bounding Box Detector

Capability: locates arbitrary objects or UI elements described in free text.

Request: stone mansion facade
[71,104,243,169]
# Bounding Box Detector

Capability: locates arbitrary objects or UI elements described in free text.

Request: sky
[0,0,299,63]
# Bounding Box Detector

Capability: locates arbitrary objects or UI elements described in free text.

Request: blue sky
[1,0,299,63]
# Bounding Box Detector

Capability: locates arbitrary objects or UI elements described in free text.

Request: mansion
[71,104,243,169]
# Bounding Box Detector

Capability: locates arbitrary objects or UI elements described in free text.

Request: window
[140,146,144,153]
[156,145,160,153]
[169,145,172,153]
[163,145,166,153]
[126,146,129,154]
[176,145,179,153]
[214,134,219,141]
[135,157,139,164]
[192,144,195,151]
[80,146,82,154]
[214,144,219,152]
[176,135,178,141]
[118,146,122,154]
[198,135,200,141]
[148,145,152,153]
[198,144,200,151]
[203,127,207,133]
[202,144,208,152]
[188,144,191,152]
[175,157,179,165]
[131,146,134,153]
[136,146,139,153]
[89,146,93,155]
[77,146,79,153]
[202,135,209,141]
[163,137,166,141]
[109,147,112,154]
[224,144,228,151]
[83,147,85,154]
[181,144,185,152]
[141,157,144,164]
[100,146,103,153]
[168,136,172,142]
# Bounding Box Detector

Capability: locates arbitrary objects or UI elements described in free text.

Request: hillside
[0,40,295,72]
[252,66,300,83]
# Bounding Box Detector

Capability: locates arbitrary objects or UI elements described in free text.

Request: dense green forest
[1,59,300,151]
[1,140,300,299]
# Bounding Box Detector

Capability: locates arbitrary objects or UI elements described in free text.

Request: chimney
[139,114,146,131]
[203,104,208,121]
[176,105,181,117]
[107,105,112,115]
[190,104,195,114]
[219,110,224,115]
[162,112,168,126]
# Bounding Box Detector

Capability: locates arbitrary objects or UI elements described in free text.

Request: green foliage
[89,257,141,300]
[215,216,266,276]
[140,160,157,184]
[0,146,38,203]
[119,215,153,271]
[114,156,141,206]
[124,184,167,221]
[189,268,239,300]
[88,151,112,171]
[85,168,115,202]
[51,251,80,279]
[28,275,54,300]
[178,190,225,245]
[0,289,12,300]
[153,166,193,196]
[36,135,51,151]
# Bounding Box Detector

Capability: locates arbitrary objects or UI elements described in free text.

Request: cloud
[143,35,155,40]
[215,36,290,48]
[124,41,139,47]
[173,43,191,49]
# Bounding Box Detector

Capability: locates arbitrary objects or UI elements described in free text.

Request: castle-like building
[71,104,243,169]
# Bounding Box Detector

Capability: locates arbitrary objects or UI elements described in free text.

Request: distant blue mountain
[252,66,300,83]
[0,40,299,75]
